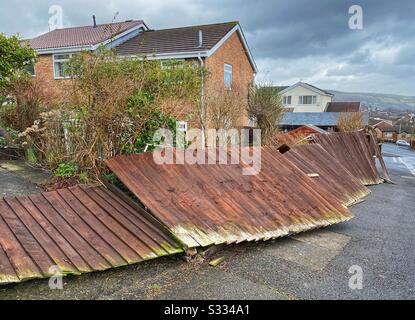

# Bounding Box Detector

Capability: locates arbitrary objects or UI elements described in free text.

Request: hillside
[328,90,415,112]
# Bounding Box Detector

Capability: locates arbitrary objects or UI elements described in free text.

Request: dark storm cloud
[0,0,414,95]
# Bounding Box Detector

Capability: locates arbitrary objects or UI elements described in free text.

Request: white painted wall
[281,85,332,112]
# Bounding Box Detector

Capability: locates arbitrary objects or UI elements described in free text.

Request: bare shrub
[247,85,284,145]
[5,75,57,131]
[206,87,246,130]
[337,112,365,132]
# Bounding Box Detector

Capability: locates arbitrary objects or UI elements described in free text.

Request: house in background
[276,82,334,112]
[24,18,257,127]
[276,82,365,132]
[372,120,413,142]
[373,120,398,142]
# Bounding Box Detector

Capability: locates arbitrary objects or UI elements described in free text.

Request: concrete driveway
[0,146,414,300]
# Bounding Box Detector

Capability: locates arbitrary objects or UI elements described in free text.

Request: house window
[24,62,35,76]
[299,95,317,104]
[283,96,292,105]
[53,54,73,79]
[160,59,185,70]
[224,63,233,88]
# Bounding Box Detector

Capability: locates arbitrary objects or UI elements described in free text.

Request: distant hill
[328,90,415,112]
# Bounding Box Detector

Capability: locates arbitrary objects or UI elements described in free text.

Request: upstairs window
[224,63,233,88]
[299,95,317,104]
[54,54,73,79]
[283,96,292,105]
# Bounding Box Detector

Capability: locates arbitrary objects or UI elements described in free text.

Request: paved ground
[0,145,414,300]
[0,162,43,197]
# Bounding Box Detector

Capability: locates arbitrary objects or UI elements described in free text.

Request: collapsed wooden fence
[0,131,388,285]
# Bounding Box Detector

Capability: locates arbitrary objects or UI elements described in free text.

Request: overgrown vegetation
[5,76,57,132]
[0,33,38,134]
[247,85,284,145]
[337,112,364,132]
[206,87,246,130]
[18,49,204,182]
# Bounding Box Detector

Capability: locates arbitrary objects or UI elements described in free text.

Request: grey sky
[0,0,414,95]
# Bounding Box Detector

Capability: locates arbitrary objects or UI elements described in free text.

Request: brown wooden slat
[4,197,78,275]
[16,196,91,273]
[31,192,113,271]
[0,243,20,284]
[87,188,170,256]
[106,147,354,248]
[285,144,371,207]
[0,187,183,285]
[69,187,152,261]
[0,200,43,280]
[313,132,384,185]
[0,198,54,276]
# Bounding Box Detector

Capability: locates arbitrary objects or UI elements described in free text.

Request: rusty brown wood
[105,149,353,248]
[313,131,384,185]
[0,185,183,285]
[284,144,371,207]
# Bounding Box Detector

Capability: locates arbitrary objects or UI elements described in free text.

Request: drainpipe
[198,52,206,147]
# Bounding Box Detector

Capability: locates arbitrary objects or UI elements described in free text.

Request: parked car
[396,140,410,147]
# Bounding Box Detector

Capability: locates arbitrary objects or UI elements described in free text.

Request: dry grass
[337,112,365,132]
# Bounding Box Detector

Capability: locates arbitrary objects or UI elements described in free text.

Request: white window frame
[224,63,233,88]
[53,53,75,79]
[283,96,292,105]
[299,95,317,105]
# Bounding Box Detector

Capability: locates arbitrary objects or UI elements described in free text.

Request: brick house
[373,120,398,142]
[25,19,257,127]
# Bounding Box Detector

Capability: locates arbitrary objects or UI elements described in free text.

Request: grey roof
[273,86,289,92]
[280,112,369,127]
[115,22,238,55]
[275,82,334,96]
[303,83,333,96]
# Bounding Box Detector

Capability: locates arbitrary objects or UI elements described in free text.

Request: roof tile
[115,22,238,55]
[28,20,144,50]
[326,102,361,112]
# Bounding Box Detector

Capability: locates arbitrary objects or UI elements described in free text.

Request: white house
[276,82,334,112]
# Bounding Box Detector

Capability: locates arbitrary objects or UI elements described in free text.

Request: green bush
[0,137,6,148]
[0,33,36,91]
[54,163,79,178]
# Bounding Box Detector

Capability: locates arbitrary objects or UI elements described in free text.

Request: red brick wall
[34,55,71,95]
[204,31,256,127]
